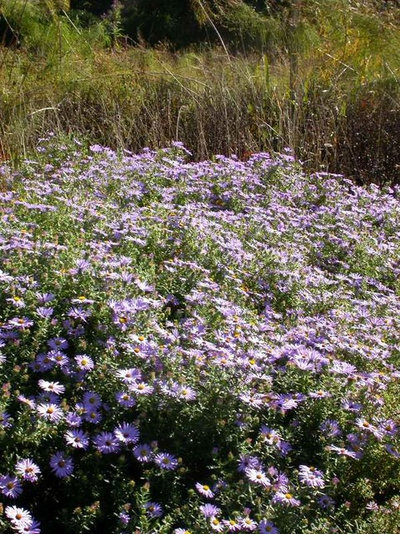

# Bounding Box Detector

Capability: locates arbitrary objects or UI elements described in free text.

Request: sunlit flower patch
[0,136,400,533]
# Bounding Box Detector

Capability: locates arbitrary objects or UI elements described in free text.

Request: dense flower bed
[0,137,400,533]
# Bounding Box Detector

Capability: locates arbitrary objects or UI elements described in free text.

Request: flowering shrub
[0,136,400,533]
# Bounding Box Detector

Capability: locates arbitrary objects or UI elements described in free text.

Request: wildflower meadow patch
[0,136,400,533]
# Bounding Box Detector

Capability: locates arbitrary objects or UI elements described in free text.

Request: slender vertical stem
[288,0,301,149]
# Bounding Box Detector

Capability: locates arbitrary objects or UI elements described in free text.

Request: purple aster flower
[93,432,120,454]
[36,403,64,423]
[298,465,325,488]
[342,400,363,412]
[239,517,257,531]
[268,467,290,492]
[355,418,384,440]
[259,425,281,446]
[259,520,279,534]
[0,411,12,428]
[36,292,55,304]
[320,419,342,438]
[8,317,33,330]
[134,278,154,292]
[133,443,153,463]
[309,390,331,399]
[129,382,154,395]
[0,474,23,498]
[119,511,130,525]
[245,468,271,488]
[65,429,89,449]
[5,506,32,529]
[380,419,398,437]
[366,501,379,511]
[36,307,54,319]
[176,385,197,401]
[200,504,221,518]
[65,411,82,427]
[115,368,142,384]
[49,351,69,369]
[71,296,95,305]
[18,518,41,533]
[154,452,178,470]
[30,354,51,373]
[15,459,40,482]
[144,502,163,518]
[6,296,25,308]
[212,479,228,493]
[89,144,104,153]
[75,354,94,371]
[68,307,92,322]
[327,445,360,459]
[347,432,367,455]
[237,454,262,473]
[115,391,136,408]
[83,409,102,424]
[82,391,102,409]
[114,423,140,444]
[318,494,335,509]
[69,259,91,275]
[209,517,224,532]
[195,482,214,498]
[272,491,300,507]
[17,395,36,409]
[50,452,74,478]
[37,391,59,405]
[275,393,303,413]
[385,444,400,458]
[223,518,242,532]
[38,380,65,395]
[47,337,68,350]
[277,440,292,457]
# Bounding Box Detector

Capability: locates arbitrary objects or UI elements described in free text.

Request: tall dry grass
[1,0,400,184]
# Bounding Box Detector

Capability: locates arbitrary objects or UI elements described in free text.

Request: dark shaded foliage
[337,98,400,186]
[70,0,114,16]
[121,0,208,47]
[0,14,20,47]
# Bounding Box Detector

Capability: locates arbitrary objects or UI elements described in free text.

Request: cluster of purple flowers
[1,138,400,532]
